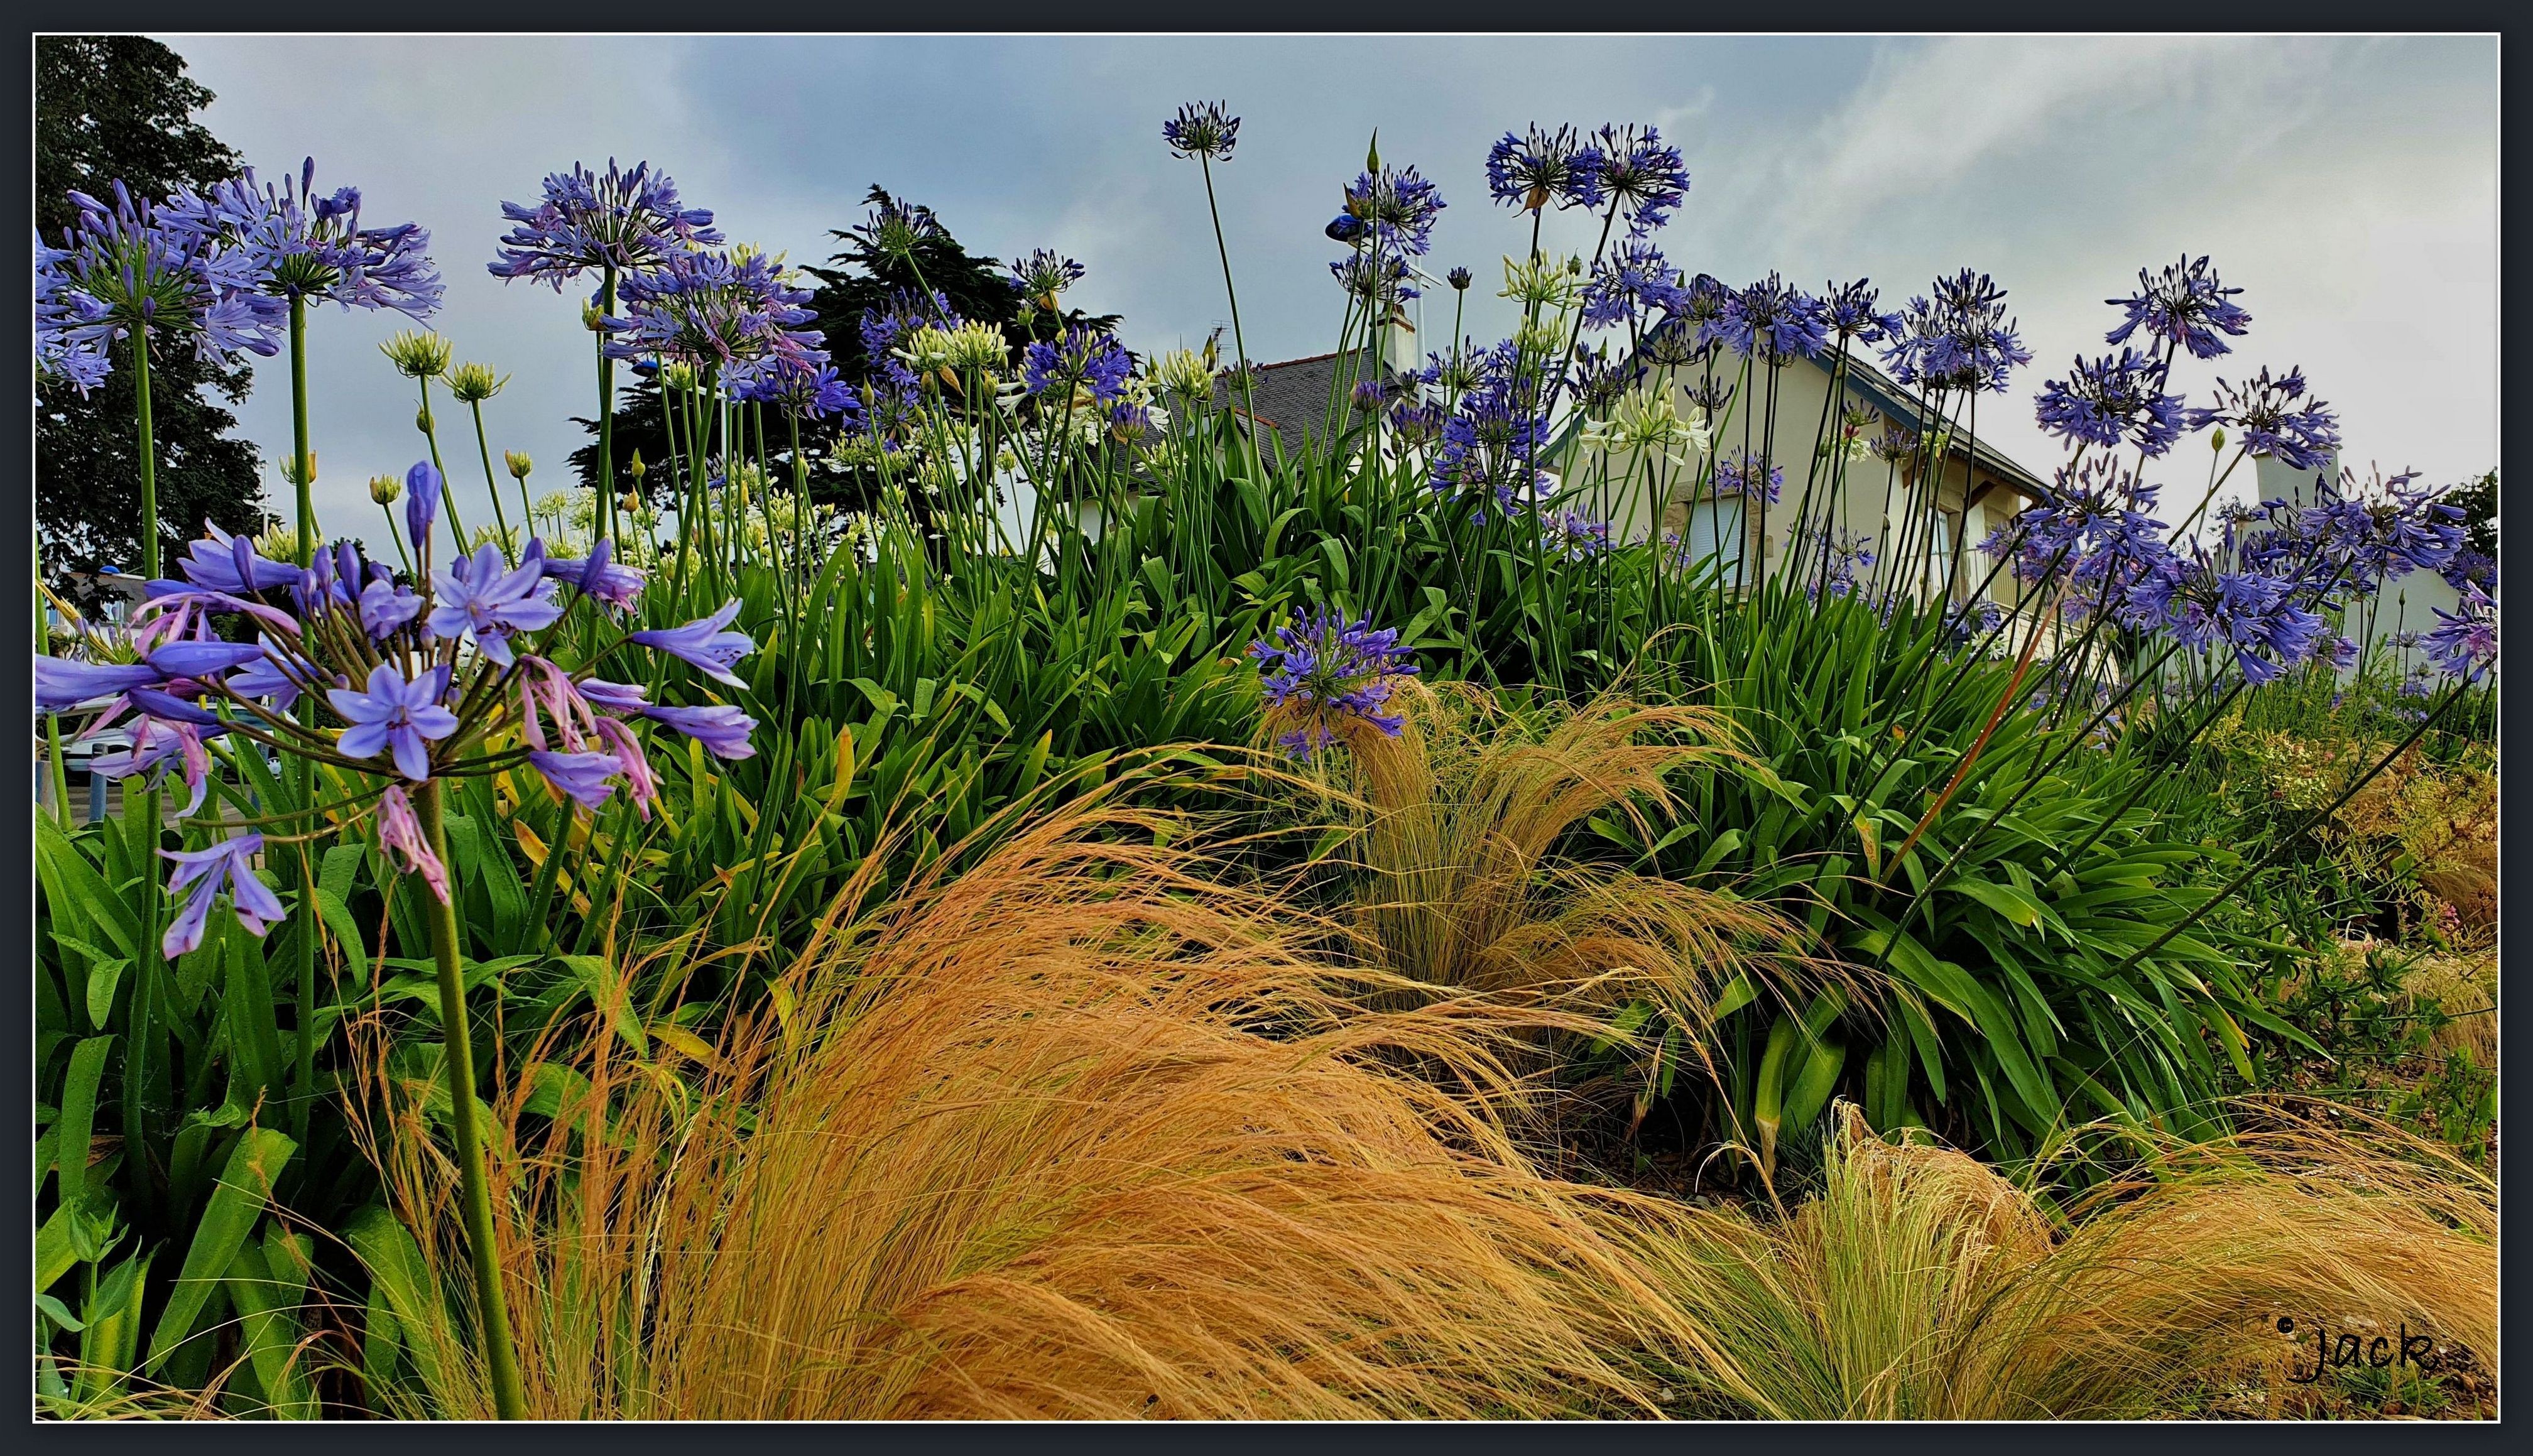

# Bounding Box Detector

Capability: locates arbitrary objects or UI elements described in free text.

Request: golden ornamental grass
[1631,1103,2497,1418]
[358,795,1748,1419]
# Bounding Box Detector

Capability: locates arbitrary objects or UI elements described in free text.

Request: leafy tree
[37,35,268,602]
[570,185,1118,519]
[2447,467,2497,564]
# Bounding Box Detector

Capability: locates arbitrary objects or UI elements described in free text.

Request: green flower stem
[36,543,70,829]
[126,323,164,1198]
[286,298,322,1153]
[1197,155,1263,489]
[417,376,466,553]
[599,266,619,543]
[468,399,515,563]
[416,780,529,1420]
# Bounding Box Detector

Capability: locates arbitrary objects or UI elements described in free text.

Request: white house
[1556,345,2054,622]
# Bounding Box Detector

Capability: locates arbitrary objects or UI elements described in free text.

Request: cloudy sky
[160,33,2498,548]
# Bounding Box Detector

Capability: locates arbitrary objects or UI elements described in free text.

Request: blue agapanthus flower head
[602,247,825,374]
[487,158,722,289]
[1248,606,1420,754]
[1586,123,1687,235]
[171,157,443,318]
[1821,278,1902,345]
[2186,365,2338,471]
[39,489,754,960]
[2034,348,2187,457]
[1332,250,1418,308]
[731,354,861,421]
[2296,465,2463,592]
[1714,451,1785,504]
[1162,101,1241,161]
[1882,269,2030,393]
[2424,582,2497,680]
[2107,254,2250,361]
[37,181,285,392]
[1338,163,1447,259]
[1007,247,1086,302]
[1022,324,1133,403]
[1716,273,1831,362]
[1581,238,1687,331]
[1486,124,1604,212]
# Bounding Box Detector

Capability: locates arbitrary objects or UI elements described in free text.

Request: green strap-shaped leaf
[47,1035,114,1213]
[144,1126,295,1373]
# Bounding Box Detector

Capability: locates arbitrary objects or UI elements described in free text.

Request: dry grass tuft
[1632,1102,2497,1418]
[1267,680,1839,1118]
[360,795,1746,1419]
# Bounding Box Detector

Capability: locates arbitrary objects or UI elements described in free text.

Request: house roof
[1818,350,2051,501]
[1211,346,1385,456]
[1550,343,2052,503]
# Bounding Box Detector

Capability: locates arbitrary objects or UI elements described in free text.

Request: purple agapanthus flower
[729,354,861,424]
[2423,583,2497,680]
[2297,466,2462,592]
[359,579,426,639]
[1714,452,1785,504]
[1332,251,1418,309]
[225,639,304,710]
[1486,124,1603,212]
[538,537,646,612]
[2186,366,2339,471]
[528,749,621,812]
[1821,279,1901,345]
[2441,546,2495,593]
[487,158,722,289]
[1162,101,1240,161]
[1581,239,1687,330]
[154,521,302,597]
[171,158,443,318]
[95,715,224,820]
[638,702,758,759]
[2106,254,2250,361]
[147,639,268,681]
[1248,606,1420,754]
[1587,124,1687,235]
[160,832,285,959]
[36,657,166,712]
[602,247,825,376]
[37,181,284,393]
[1716,273,1831,362]
[428,541,564,666]
[1339,164,1447,259]
[628,600,755,688]
[330,662,460,781]
[1883,270,2030,393]
[1022,325,1134,402]
[1006,247,1086,302]
[2034,349,2187,457]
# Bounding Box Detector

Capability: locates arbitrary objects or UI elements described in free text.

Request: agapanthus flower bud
[627,450,647,482]
[278,452,317,487]
[1447,266,1473,291]
[380,328,453,379]
[415,405,434,433]
[447,361,508,402]
[369,473,401,504]
[504,450,533,481]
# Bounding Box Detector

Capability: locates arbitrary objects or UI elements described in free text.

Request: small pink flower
[377,785,450,904]
[593,716,657,819]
